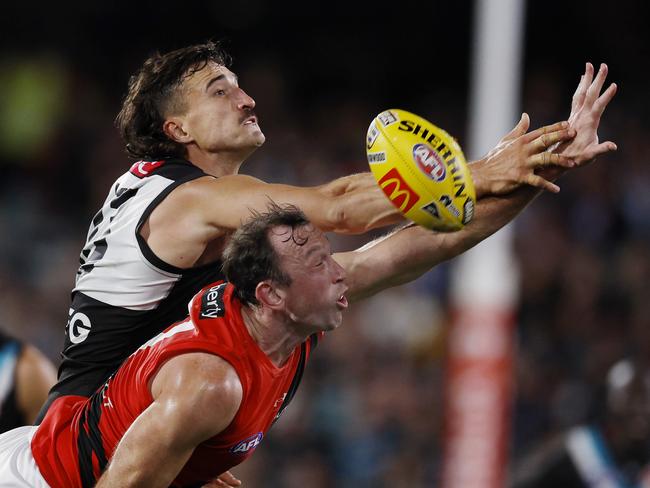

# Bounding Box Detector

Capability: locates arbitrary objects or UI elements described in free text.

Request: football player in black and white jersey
[37,40,617,423]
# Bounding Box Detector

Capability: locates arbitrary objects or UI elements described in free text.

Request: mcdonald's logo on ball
[366,109,476,231]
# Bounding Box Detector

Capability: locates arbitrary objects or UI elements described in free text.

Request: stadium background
[0,1,647,486]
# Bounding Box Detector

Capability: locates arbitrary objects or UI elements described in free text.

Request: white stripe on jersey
[73,170,182,311]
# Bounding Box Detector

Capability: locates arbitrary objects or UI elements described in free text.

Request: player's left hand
[202,470,242,487]
[554,62,618,165]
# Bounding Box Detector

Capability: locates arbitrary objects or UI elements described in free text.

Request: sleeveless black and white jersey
[0,330,26,433]
[50,158,224,402]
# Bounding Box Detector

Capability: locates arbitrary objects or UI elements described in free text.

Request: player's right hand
[471,114,577,196]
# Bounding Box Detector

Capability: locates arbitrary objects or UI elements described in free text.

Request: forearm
[96,445,191,488]
[95,400,203,488]
[317,173,404,234]
[95,420,193,488]
[339,185,541,302]
[318,172,381,196]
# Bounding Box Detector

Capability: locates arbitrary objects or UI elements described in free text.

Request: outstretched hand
[554,62,617,164]
[470,113,576,196]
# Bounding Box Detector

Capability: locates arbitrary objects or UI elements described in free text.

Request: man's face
[172,62,265,155]
[269,224,348,333]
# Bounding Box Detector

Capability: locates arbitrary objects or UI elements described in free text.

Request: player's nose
[236,88,256,111]
[332,259,346,283]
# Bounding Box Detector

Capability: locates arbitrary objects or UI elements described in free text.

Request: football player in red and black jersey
[0,194,624,487]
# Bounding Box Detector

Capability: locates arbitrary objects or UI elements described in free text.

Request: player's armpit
[95,353,242,488]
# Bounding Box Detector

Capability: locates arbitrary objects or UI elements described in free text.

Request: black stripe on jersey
[309,333,319,351]
[110,187,138,209]
[88,210,104,241]
[272,342,308,425]
[135,162,217,275]
[77,383,110,488]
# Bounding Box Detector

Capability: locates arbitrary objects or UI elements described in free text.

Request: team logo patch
[377,110,398,127]
[412,144,446,182]
[378,168,420,213]
[200,283,227,319]
[366,123,380,149]
[367,151,387,164]
[230,432,263,454]
[129,160,164,178]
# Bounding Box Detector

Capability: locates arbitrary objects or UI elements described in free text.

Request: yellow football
[366,109,476,231]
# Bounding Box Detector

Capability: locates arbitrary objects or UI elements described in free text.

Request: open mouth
[336,294,348,310]
[242,115,258,126]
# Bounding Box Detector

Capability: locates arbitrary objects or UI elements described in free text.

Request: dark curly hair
[222,204,311,307]
[116,41,231,159]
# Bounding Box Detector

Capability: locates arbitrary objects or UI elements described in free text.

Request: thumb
[502,112,530,141]
[514,112,530,136]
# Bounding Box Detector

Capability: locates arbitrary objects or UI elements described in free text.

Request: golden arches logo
[378,168,419,213]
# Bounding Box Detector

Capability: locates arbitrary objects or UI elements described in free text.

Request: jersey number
[77,186,139,278]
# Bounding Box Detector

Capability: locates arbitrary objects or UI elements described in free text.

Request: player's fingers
[585,141,618,161]
[571,66,592,112]
[525,173,561,193]
[585,63,608,105]
[524,120,569,143]
[503,113,530,141]
[218,471,242,486]
[583,62,594,91]
[571,75,585,113]
[593,83,618,115]
[530,127,575,152]
[210,481,234,488]
[528,152,575,168]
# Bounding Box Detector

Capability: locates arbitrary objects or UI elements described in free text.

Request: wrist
[468,158,489,199]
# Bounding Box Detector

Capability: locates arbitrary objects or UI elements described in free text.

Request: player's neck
[185,147,246,177]
[240,306,307,368]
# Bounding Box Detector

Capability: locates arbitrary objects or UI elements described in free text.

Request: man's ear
[163,117,193,145]
[255,281,285,310]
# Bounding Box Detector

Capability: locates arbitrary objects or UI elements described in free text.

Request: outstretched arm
[200,114,577,234]
[95,353,242,488]
[337,62,618,302]
[336,186,537,303]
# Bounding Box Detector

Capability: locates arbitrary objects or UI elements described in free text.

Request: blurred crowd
[1,6,648,487]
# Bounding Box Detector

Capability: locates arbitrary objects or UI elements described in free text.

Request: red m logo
[377,168,419,213]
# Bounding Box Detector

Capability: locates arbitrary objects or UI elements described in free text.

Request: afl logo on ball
[412,144,446,182]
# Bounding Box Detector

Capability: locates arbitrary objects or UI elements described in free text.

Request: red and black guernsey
[31,282,320,488]
[40,159,225,420]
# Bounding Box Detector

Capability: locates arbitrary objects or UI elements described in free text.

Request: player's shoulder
[164,173,267,213]
[153,352,243,416]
